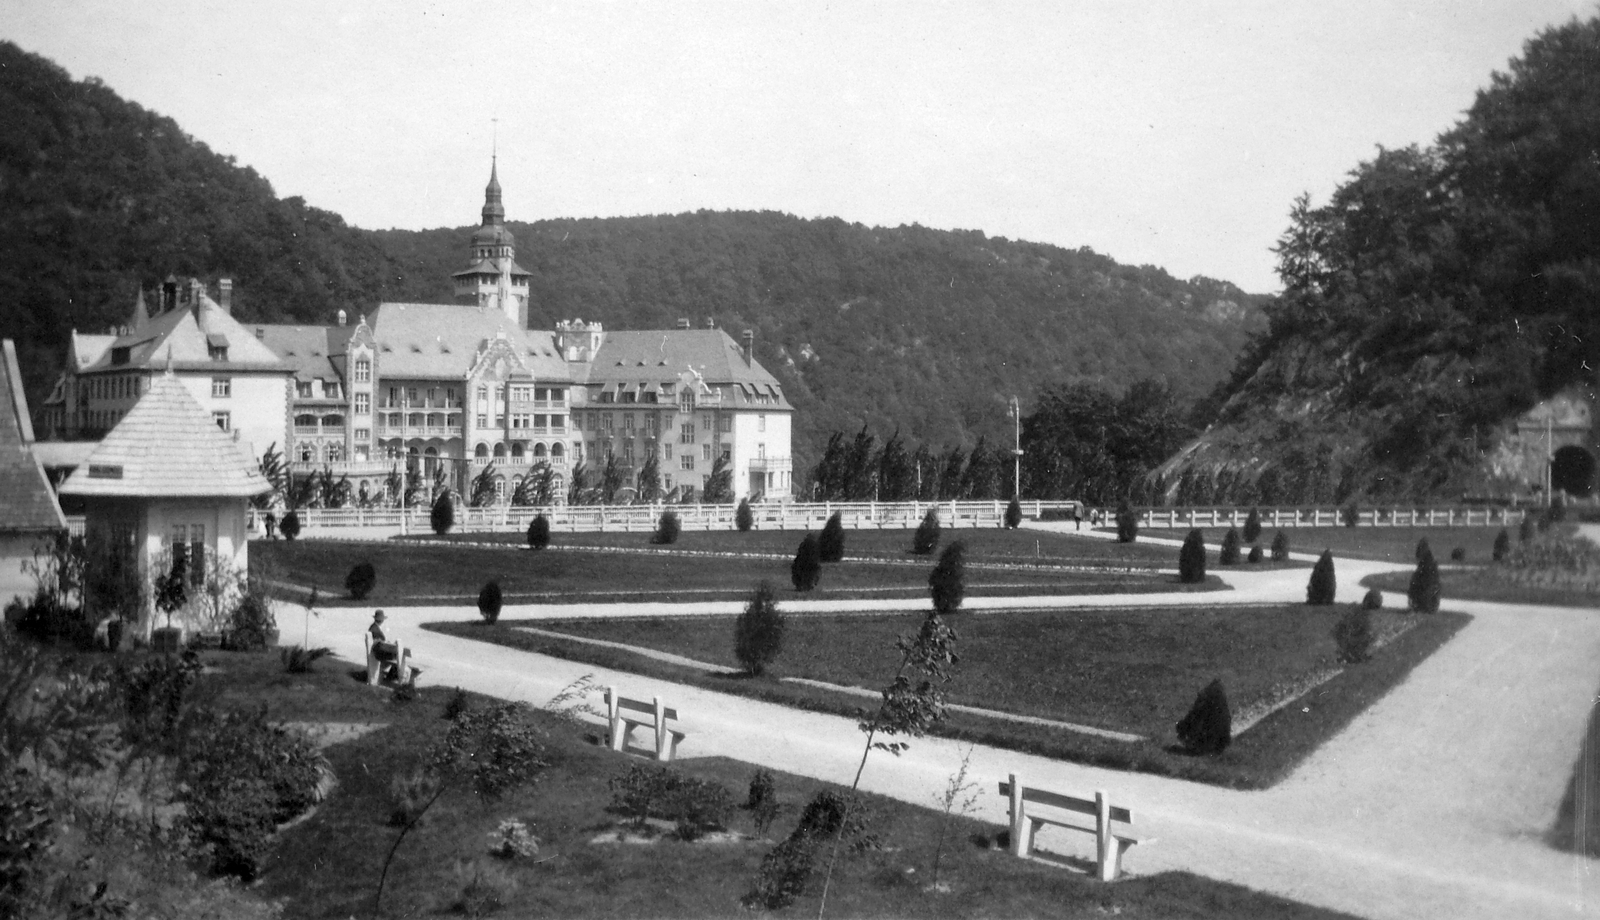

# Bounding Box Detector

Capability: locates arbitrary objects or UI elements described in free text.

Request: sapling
[928,743,980,891]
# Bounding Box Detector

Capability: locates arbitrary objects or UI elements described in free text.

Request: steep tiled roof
[0,340,67,534]
[72,332,116,371]
[254,323,359,384]
[82,295,289,375]
[58,372,269,499]
[369,303,571,381]
[586,330,792,410]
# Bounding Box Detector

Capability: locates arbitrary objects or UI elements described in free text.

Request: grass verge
[1146,525,1511,565]
[429,607,1469,790]
[1361,569,1600,608]
[1548,696,1600,858]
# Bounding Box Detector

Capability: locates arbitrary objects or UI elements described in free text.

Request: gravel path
[288,524,1600,919]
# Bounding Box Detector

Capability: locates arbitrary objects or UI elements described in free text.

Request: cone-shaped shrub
[1306,550,1336,605]
[1115,501,1138,543]
[1414,537,1431,561]
[736,498,754,533]
[734,582,784,676]
[431,491,454,535]
[1176,678,1231,755]
[281,510,301,542]
[929,541,966,615]
[1408,547,1441,613]
[1247,544,1264,564]
[791,534,821,592]
[653,510,681,545]
[1270,530,1289,561]
[1492,528,1510,563]
[818,512,845,562]
[1004,497,1023,529]
[1333,606,1374,664]
[912,508,941,555]
[1242,508,1262,544]
[1341,503,1359,527]
[1178,529,1207,584]
[345,561,377,600]
[1449,547,1466,562]
[1218,528,1241,566]
[478,580,503,624]
[527,514,550,550]
[1361,588,1383,610]
[1519,515,1535,543]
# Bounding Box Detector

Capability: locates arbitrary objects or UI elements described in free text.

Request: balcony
[747,457,793,473]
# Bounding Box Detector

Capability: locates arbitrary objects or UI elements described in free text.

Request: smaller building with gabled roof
[0,339,67,606]
[58,369,269,636]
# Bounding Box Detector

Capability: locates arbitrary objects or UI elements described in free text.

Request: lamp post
[1007,395,1023,499]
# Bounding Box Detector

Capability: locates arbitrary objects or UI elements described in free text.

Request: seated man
[367,610,418,683]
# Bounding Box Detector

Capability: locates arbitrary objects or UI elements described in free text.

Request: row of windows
[570,411,763,434]
[297,381,343,399]
[577,440,728,465]
[85,375,143,401]
[473,441,567,459]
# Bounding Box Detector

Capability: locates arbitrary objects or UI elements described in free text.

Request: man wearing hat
[367,610,414,683]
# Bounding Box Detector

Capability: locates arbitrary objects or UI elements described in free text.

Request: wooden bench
[998,773,1150,881]
[604,686,687,762]
[364,633,416,686]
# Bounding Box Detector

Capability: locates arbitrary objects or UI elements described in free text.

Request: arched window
[295,414,317,428]
[323,414,345,428]
[427,413,441,428]
[474,443,489,458]
[298,443,315,462]
[325,443,343,463]
[511,442,526,459]
[533,442,548,457]
[493,476,506,500]
[493,442,507,458]
[551,442,565,457]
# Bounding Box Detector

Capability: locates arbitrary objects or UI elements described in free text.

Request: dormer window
[206,333,229,362]
[111,347,130,366]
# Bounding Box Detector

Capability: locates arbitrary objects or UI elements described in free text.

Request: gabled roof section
[58,372,269,499]
[586,330,792,410]
[369,303,572,382]
[82,295,289,374]
[72,332,117,371]
[254,323,359,384]
[0,340,67,533]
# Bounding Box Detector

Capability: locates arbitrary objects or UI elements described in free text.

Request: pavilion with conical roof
[59,369,268,637]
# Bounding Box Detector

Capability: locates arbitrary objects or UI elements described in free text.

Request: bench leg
[1008,773,1029,857]
[1095,791,1115,881]
[366,655,380,686]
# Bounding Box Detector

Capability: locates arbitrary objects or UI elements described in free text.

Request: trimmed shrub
[1306,550,1336,605]
[1341,503,1359,527]
[1333,606,1375,664]
[1004,497,1023,529]
[734,582,784,676]
[1408,548,1441,613]
[526,514,550,550]
[1178,529,1207,584]
[745,768,780,835]
[1449,546,1466,562]
[1242,507,1262,544]
[1519,514,1535,542]
[1247,544,1264,564]
[736,498,753,533]
[345,561,377,600]
[1175,678,1231,755]
[1361,588,1384,610]
[818,512,845,562]
[652,510,681,545]
[280,510,301,541]
[1492,528,1510,562]
[1218,528,1241,566]
[431,491,454,535]
[443,687,472,721]
[1270,530,1290,561]
[929,541,966,615]
[912,508,941,555]
[608,764,734,840]
[743,790,875,911]
[478,581,503,624]
[1115,501,1138,543]
[1414,537,1431,561]
[790,535,821,592]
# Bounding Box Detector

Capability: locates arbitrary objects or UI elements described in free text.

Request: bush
[224,577,278,651]
[652,510,681,545]
[929,541,966,615]
[1115,501,1138,543]
[345,561,376,600]
[1361,588,1384,610]
[743,790,875,911]
[1306,550,1337,605]
[488,819,539,860]
[912,508,941,555]
[1450,546,1466,562]
[1242,507,1262,543]
[280,510,301,541]
[818,512,845,562]
[1270,531,1290,561]
[1247,544,1264,563]
[745,768,780,835]
[1333,606,1375,664]
[527,514,550,550]
[1178,529,1207,584]
[1175,678,1231,755]
[736,498,753,532]
[431,492,455,535]
[478,581,503,624]
[734,582,785,676]
[1408,547,1441,613]
[453,858,519,917]
[1492,528,1510,562]
[1004,497,1022,529]
[1415,537,1431,561]
[608,764,734,839]
[280,645,332,674]
[1519,514,1535,542]
[1341,503,1359,527]
[791,535,821,592]
[1218,528,1241,566]
[443,686,472,721]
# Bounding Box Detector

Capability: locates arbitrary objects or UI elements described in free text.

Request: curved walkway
[290,523,1600,919]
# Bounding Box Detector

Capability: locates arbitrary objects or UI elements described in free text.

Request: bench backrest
[608,688,679,723]
[998,779,1132,825]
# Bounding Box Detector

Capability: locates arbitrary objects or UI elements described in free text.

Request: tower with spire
[452,157,533,328]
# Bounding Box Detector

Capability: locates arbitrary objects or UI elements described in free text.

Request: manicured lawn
[176,649,1355,919]
[1362,568,1600,608]
[432,607,1469,789]
[1158,525,1511,565]
[253,539,1219,607]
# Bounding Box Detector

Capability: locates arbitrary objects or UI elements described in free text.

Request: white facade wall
[173,372,288,464]
[731,409,793,500]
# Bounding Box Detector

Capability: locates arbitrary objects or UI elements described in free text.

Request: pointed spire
[131,288,150,331]
[482,156,504,227]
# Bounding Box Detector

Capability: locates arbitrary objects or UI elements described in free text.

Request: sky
[2,1,1592,293]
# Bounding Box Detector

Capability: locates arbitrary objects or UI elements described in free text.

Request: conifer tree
[478,580,502,624]
[1176,679,1231,755]
[1408,546,1441,613]
[431,490,454,535]
[526,514,550,550]
[1004,496,1022,529]
[1218,527,1241,565]
[1242,507,1262,544]
[734,582,785,676]
[1306,550,1337,604]
[1492,528,1510,563]
[652,510,681,545]
[736,497,753,532]
[1115,500,1138,543]
[912,508,941,555]
[1270,530,1290,561]
[791,534,821,592]
[929,541,966,616]
[819,511,845,562]
[1179,529,1207,583]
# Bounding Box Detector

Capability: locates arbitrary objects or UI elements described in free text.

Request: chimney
[162,276,178,313]
[218,278,233,314]
[741,329,754,366]
[337,309,347,327]
[704,317,716,329]
[677,318,690,330]
[188,278,204,323]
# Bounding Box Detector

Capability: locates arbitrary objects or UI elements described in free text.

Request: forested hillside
[1156,15,1600,504]
[0,40,1266,478]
